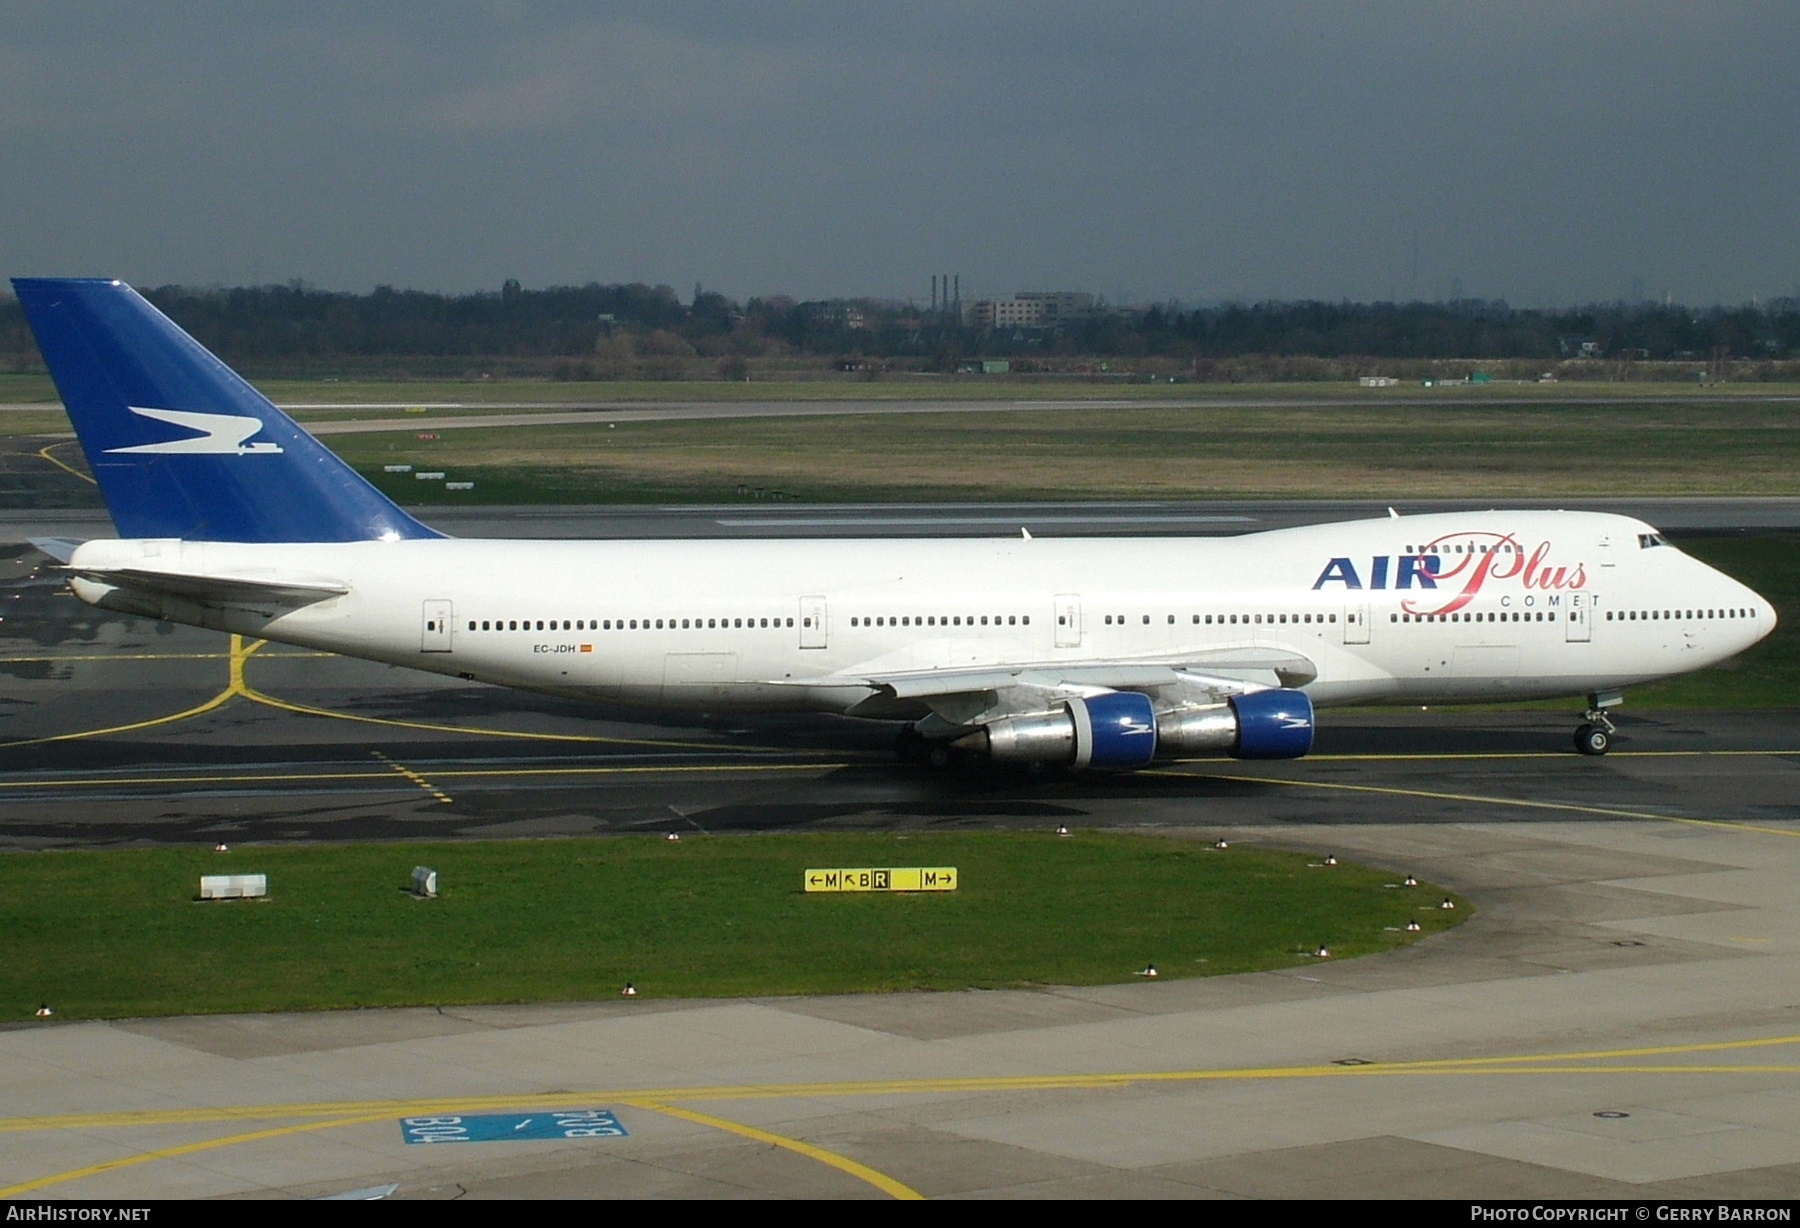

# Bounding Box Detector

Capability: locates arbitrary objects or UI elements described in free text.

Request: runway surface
[6,495,1800,547]
[4,532,1800,1198]
[1,623,1798,849]
[10,386,1800,438]
[278,389,1800,436]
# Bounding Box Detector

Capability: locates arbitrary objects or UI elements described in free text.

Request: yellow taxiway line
[0,762,851,793]
[6,1033,1797,1199]
[370,750,453,804]
[1161,767,1800,840]
[0,1114,393,1198]
[35,442,94,485]
[0,636,271,750]
[6,1031,1798,1138]
[622,1101,924,1200]
[233,635,822,754]
[0,634,832,757]
[0,1102,918,1201]
[2,629,1794,763]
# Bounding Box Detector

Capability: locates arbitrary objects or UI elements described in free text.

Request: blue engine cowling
[967,687,1313,768]
[1228,688,1315,759]
[1068,691,1158,768]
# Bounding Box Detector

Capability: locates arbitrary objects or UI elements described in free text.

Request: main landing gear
[895,725,958,769]
[1574,690,1623,756]
[895,724,1061,775]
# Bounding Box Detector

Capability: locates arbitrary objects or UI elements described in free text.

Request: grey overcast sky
[2,2,1795,305]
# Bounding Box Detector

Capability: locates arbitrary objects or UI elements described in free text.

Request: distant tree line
[4,280,1799,379]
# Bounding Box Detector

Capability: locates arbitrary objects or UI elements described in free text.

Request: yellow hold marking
[370,750,453,804]
[625,1101,925,1200]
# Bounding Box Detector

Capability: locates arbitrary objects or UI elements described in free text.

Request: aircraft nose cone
[1740,588,1778,643]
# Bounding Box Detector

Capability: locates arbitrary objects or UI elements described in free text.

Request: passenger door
[1342,603,1370,645]
[421,599,454,653]
[1054,594,1082,648]
[798,595,828,649]
[1565,595,1592,642]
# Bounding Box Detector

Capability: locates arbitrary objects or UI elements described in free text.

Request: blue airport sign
[400,1110,627,1144]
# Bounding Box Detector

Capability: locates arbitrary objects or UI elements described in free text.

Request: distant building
[967,298,1041,328]
[1015,291,1096,322]
[966,291,1098,330]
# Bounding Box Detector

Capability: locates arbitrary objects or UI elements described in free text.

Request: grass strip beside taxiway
[0,831,1461,1020]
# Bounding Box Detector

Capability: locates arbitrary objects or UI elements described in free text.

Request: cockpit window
[1638,533,1669,549]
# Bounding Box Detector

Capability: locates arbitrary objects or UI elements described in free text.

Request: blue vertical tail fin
[12,277,439,543]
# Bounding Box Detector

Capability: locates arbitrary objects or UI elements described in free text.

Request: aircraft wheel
[1574,724,1611,756]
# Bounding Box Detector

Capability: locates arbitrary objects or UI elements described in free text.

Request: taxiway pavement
[2,528,1799,1199]
[5,497,1800,548]
[6,807,1800,1200]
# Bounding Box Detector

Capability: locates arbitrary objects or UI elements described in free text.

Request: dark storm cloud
[1,2,1794,304]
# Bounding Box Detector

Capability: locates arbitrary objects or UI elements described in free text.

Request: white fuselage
[67,510,1774,715]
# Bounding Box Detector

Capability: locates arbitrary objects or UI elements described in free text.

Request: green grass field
[0,374,1406,406]
[0,832,1461,1020]
[11,373,1800,501]
[329,400,1800,504]
[6,371,1800,407]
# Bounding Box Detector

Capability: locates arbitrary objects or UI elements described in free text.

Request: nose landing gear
[1574,720,1613,755]
[1574,690,1623,756]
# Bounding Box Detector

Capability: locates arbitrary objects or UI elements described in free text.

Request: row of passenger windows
[1393,611,1552,624]
[1405,542,1521,555]
[1380,606,1760,627]
[460,604,1757,635]
[1102,612,1339,626]
[467,617,797,632]
[1606,608,1755,621]
[849,615,1028,627]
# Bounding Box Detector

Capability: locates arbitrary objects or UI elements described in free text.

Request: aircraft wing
[784,647,1318,722]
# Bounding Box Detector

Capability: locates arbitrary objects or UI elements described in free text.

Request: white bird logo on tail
[106,406,283,455]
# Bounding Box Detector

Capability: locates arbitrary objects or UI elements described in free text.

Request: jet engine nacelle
[965,687,1315,768]
[1223,687,1316,759]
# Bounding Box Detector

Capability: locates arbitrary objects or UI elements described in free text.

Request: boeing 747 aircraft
[10,278,1777,768]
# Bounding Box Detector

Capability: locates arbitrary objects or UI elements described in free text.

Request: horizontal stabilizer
[69,566,348,608]
[27,537,83,564]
